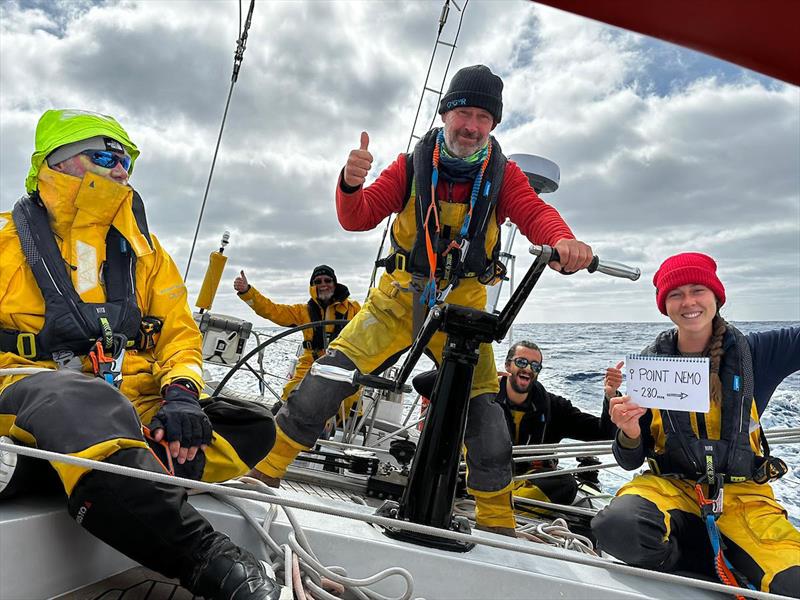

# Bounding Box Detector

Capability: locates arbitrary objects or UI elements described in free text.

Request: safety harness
[377,128,508,307]
[1,194,158,386]
[642,327,787,594]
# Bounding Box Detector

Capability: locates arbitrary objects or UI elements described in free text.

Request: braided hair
[708,313,728,404]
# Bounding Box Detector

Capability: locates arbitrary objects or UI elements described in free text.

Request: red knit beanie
[653,252,726,315]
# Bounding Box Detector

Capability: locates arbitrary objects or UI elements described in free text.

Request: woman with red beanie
[592,252,799,596]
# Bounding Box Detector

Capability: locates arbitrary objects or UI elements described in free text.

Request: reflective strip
[75,240,98,294]
[99,317,113,350]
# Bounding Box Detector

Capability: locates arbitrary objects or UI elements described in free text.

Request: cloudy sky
[1,0,798,326]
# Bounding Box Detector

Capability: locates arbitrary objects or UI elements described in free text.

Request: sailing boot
[68,447,281,599]
[471,482,517,537]
[190,535,281,600]
[244,467,282,488]
[474,523,518,538]
[246,425,310,486]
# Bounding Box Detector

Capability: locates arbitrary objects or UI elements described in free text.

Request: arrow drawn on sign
[666,392,689,400]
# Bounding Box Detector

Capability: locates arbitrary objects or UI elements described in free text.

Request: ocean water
[214,320,800,525]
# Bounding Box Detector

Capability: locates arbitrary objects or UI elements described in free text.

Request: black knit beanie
[310,265,337,285]
[438,64,504,124]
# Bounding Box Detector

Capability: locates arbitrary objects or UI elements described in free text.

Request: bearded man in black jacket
[498,340,620,505]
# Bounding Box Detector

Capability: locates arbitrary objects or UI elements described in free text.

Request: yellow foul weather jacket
[238,284,360,398]
[0,165,204,402]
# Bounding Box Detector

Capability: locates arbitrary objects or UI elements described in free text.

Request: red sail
[534,0,800,85]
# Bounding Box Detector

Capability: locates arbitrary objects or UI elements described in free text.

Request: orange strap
[715,553,746,600]
[142,425,175,476]
[423,200,440,285]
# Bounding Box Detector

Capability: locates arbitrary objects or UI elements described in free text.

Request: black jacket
[497,377,616,448]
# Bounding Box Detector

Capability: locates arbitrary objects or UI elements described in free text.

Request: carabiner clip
[88,334,127,388]
[694,475,724,518]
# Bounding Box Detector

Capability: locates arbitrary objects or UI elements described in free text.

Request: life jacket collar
[36,165,151,258]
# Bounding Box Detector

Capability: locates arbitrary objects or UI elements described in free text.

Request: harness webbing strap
[695,478,755,596]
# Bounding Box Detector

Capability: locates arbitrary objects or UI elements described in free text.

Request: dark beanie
[438,65,504,124]
[653,252,726,315]
[310,264,337,285]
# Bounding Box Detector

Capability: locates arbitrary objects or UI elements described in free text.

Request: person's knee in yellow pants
[593,473,800,596]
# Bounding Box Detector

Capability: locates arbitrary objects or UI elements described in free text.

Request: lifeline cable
[184,0,256,282]
[1,441,787,600]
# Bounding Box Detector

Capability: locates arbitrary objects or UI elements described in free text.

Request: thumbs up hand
[234,270,251,294]
[343,131,373,188]
[604,360,625,398]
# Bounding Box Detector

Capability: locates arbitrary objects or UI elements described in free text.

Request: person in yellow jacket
[0,109,280,599]
[233,265,361,409]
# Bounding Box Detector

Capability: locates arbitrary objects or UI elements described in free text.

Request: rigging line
[183,0,256,282]
[406,0,453,154]
[366,0,469,294]
[511,448,615,462]
[241,361,284,402]
[425,0,469,131]
[513,462,619,481]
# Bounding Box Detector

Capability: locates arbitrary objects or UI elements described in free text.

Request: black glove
[149,381,212,450]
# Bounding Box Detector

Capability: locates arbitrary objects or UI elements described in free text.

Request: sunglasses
[512,357,542,373]
[313,277,334,285]
[82,150,131,172]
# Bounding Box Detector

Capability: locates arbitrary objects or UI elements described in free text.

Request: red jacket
[336,153,575,247]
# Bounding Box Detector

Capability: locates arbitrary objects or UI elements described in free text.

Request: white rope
[283,544,293,596]
[517,518,598,556]
[228,479,416,600]
[455,498,598,556]
[287,531,415,600]
[0,442,790,600]
[512,495,599,518]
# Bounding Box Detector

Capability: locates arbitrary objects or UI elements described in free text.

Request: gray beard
[444,128,482,158]
[317,291,333,304]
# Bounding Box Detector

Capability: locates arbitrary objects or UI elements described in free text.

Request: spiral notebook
[625,354,710,412]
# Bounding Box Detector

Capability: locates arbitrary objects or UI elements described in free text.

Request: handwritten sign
[625,354,710,412]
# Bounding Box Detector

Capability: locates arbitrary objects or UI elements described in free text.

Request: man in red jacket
[256,65,593,536]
